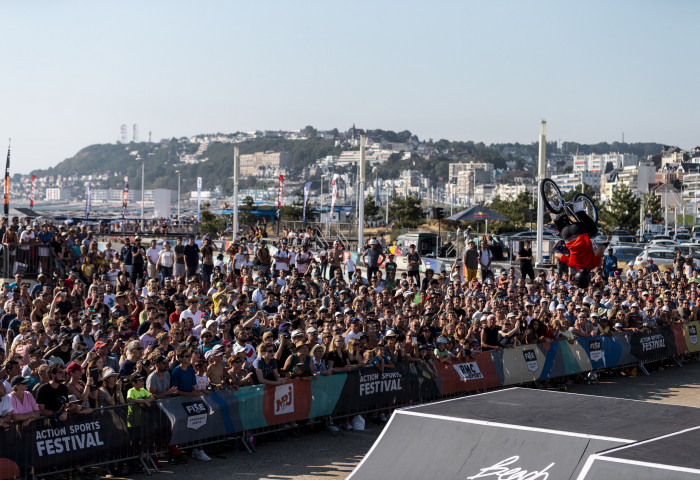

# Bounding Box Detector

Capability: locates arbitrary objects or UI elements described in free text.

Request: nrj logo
[467,456,554,480]
[274,384,294,415]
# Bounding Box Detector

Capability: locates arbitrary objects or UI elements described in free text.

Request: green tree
[488,191,535,225]
[642,191,662,223]
[563,183,598,201]
[601,183,640,231]
[302,125,317,138]
[281,190,313,222]
[364,196,381,221]
[200,210,226,235]
[388,195,426,228]
[239,196,257,225]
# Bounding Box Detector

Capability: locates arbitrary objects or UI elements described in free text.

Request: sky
[2,0,699,174]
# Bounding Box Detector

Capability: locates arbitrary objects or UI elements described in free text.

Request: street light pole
[175,170,181,228]
[137,156,145,232]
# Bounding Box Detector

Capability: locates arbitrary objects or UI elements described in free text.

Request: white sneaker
[328,424,340,432]
[344,420,353,430]
[192,449,212,462]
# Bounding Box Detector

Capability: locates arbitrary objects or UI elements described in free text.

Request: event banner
[333,363,440,414]
[671,321,700,355]
[19,407,160,475]
[629,327,678,363]
[159,390,244,445]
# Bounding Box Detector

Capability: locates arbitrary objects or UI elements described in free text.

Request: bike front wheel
[541,178,565,214]
[573,193,598,223]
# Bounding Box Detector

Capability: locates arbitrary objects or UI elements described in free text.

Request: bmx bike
[540,178,599,225]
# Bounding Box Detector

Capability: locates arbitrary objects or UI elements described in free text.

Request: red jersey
[559,233,601,271]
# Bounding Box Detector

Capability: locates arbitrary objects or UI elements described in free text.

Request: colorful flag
[30,175,35,209]
[3,140,9,222]
[330,174,339,220]
[302,181,312,224]
[277,175,284,218]
[85,182,92,221]
[121,175,128,218]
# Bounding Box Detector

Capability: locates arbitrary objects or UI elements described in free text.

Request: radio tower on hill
[120,124,128,144]
[133,124,139,143]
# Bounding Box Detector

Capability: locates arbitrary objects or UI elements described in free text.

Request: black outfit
[327,350,350,369]
[555,211,598,243]
[131,248,145,284]
[481,325,501,350]
[518,246,535,282]
[121,245,133,267]
[36,383,69,413]
[406,252,421,285]
[183,244,200,277]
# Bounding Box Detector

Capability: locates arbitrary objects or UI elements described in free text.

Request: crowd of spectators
[0,219,698,475]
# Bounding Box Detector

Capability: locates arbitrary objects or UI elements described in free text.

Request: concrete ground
[101,360,700,480]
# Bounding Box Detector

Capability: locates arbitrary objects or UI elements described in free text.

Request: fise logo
[183,400,208,430]
[275,384,294,415]
[589,340,603,362]
[523,349,538,373]
[689,325,698,345]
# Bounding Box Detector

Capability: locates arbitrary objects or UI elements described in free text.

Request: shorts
[173,263,186,277]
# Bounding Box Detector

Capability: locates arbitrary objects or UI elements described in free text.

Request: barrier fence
[0,245,55,279]
[2,323,699,478]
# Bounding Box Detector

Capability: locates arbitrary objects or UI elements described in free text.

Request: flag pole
[4,138,11,225]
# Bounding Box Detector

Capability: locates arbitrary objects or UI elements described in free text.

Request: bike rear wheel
[541,178,564,214]
[573,193,598,223]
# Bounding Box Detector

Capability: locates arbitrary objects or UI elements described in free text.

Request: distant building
[573,153,637,174]
[549,172,602,196]
[337,150,362,166]
[450,162,494,201]
[473,184,496,204]
[240,151,292,177]
[601,162,655,201]
[448,162,493,184]
[493,183,534,201]
[45,188,70,201]
[189,190,219,201]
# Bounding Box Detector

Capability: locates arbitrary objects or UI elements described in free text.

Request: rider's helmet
[573,270,591,289]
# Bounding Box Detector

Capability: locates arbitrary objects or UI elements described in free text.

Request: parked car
[508,230,558,240]
[610,235,637,246]
[637,233,654,244]
[653,235,673,241]
[611,245,644,270]
[647,239,677,249]
[633,248,676,271]
[674,232,692,243]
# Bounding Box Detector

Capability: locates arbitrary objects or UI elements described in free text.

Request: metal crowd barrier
[3,327,698,479]
[0,246,54,279]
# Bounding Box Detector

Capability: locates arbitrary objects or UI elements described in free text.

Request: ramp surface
[349,388,700,480]
[577,427,700,480]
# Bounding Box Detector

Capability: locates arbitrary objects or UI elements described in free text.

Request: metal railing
[0,245,55,279]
